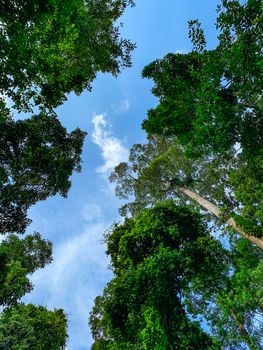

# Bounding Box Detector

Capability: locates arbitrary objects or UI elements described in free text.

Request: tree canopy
[102,1,263,347]
[110,135,263,248]
[0,109,86,234]
[0,303,67,350]
[142,0,262,159]
[90,202,226,349]
[0,233,52,307]
[0,0,135,111]
[0,0,262,348]
[90,202,263,349]
[0,1,135,348]
[110,0,263,248]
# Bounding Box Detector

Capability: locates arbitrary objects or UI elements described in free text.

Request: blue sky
[23,1,220,349]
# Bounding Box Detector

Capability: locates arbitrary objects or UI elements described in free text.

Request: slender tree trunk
[230,309,257,350]
[177,187,263,250]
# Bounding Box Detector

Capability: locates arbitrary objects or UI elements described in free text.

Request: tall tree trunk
[177,187,263,250]
[230,309,257,350]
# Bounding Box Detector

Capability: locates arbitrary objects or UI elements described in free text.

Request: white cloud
[81,203,103,223]
[91,114,129,174]
[111,98,130,114]
[22,112,129,349]
[25,216,112,350]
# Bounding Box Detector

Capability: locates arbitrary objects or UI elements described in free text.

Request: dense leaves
[142,51,239,157]
[0,0,135,348]
[0,0,135,111]
[0,233,52,307]
[0,0,136,232]
[110,135,263,241]
[214,239,263,349]
[0,304,67,350]
[0,108,86,234]
[90,203,263,349]
[102,2,263,347]
[142,0,262,158]
[109,136,196,217]
[110,0,263,243]
[187,238,263,349]
[90,202,225,349]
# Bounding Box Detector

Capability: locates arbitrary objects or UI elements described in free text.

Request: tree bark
[230,309,257,350]
[177,187,263,250]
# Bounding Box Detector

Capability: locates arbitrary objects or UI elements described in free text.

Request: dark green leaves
[0,304,67,350]
[90,202,225,349]
[0,0,135,111]
[142,0,263,159]
[0,233,52,307]
[0,110,86,234]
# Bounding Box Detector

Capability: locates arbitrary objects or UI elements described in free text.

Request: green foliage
[218,238,263,349]
[109,136,194,217]
[0,233,52,307]
[141,52,201,148]
[110,135,263,237]
[188,19,206,52]
[93,1,263,348]
[0,0,136,233]
[0,0,135,111]
[0,108,86,234]
[110,0,263,239]
[187,238,263,349]
[139,307,168,350]
[0,1,135,348]
[141,50,239,157]
[90,202,225,349]
[229,155,263,235]
[142,0,262,159]
[0,303,67,350]
[216,0,263,123]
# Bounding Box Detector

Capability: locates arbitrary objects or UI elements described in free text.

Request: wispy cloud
[25,208,112,350]
[111,98,130,114]
[91,114,129,174]
[23,114,128,348]
[81,203,103,223]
